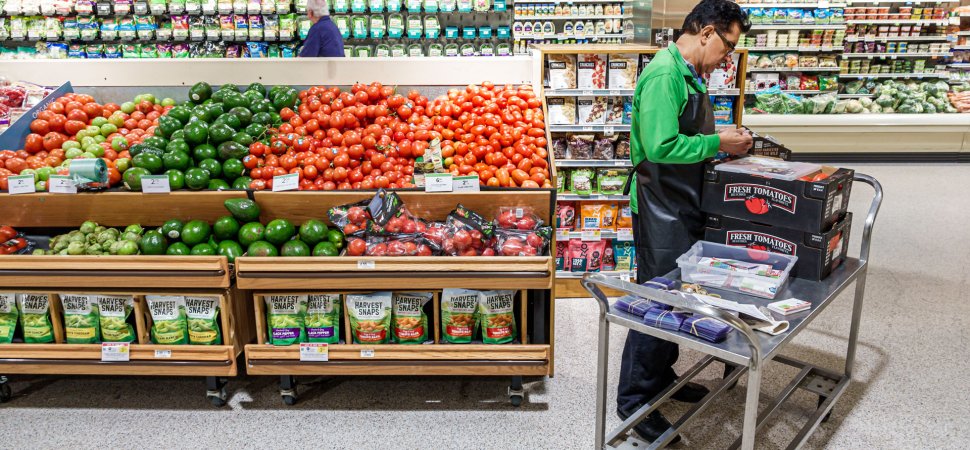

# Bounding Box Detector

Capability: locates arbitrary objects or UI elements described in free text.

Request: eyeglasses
[714,28,737,55]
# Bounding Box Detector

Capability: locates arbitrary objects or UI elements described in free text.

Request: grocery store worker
[618,0,753,442]
[298,0,345,57]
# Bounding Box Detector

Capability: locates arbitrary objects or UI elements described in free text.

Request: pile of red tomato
[243,81,550,190]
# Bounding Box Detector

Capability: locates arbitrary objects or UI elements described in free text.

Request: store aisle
[1,164,967,448]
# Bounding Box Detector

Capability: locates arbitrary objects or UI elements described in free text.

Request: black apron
[624,76,715,284]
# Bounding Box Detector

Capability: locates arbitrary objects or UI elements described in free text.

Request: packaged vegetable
[547,97,576,125]
[0,293,18,344]
[265,294,307,345]
[548,54,577,89]
[392,292,431,344]
[596,168,628,195]
[784,53,799,68]
[570,167,595,195]
[494,228,551,256]
[479,290,516,344]
[441,288,479,343]
[800,74,819,91]
[347,291,393,344]
[185,296,221,345]
[495,206,542,230]
[147,295,189,345]
[305,294,341,344]
[97,295,135,343]
[60,294,100,344]
[568,238,606,272]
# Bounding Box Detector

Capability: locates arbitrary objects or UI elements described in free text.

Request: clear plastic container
[714,156,821,181]
[676,241,797,299]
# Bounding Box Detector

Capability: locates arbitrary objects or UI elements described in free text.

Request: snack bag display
[305,294,341,344]
[347,292,392,344]
[60,294,100,344]
[478,290,516,344]
[265,294,307,345]
[441,288,479,343]
[568,238,606,272]
[97,295,135,343]
[185,296,222,345]
[146,295,189,345]
[16,294,52,343]
[391,292,432,344]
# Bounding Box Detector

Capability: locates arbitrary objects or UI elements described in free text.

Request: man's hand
[717,128,753,155]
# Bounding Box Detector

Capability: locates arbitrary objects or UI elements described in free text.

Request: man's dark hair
[681,0,752,35]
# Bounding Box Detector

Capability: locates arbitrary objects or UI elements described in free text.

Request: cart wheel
[0,382,11,403]
[282,393,298,406]
[207,387,228,407]
[509,394,523,407]
[508,376,525,407]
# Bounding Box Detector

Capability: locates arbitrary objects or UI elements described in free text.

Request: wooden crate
[0,256,231,289]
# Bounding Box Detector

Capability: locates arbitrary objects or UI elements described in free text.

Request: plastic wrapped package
[552,137,568,160]
[592,135,616,160]
[567,134,594,160]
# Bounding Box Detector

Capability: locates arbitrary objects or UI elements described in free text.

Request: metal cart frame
[582,174,883,450]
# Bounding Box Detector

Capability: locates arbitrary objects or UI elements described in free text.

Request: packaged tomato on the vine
[364,190,425,235]
[420,220,448,247]
[493,227,553,257]
[495,206,543,230]
[442,213,493,256]
[364,234,437,257]
[327,199,373,236]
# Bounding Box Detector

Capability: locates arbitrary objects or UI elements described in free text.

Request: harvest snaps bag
[266,294,307,345]
[479,290,516,344]
[147,295,189,345]
[19,294,54,343]
[441,288,480,343]
[185,296,222,345]
[306,294,341,344]
[97,295,136,343]
[347,292,393,344]
[60,294,100,344]
[392,292,432,344]
[0,293,19,344]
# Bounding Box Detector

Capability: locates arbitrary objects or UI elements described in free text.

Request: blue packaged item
[788,8,802,24]
[406,0,421,12]
[493,0,505,11]
[773,8,787,24]
[623,98,633,124]
[679,315,732,343]
[424,0,438,12]
[386,0,401,11]
[497,26,509,39]
[713,96,734,125]
[104,44,122,58]
[462,27,476,39]
[479,26,492,38]
[614,295,653,318]
[643,276,677,291]
[643,306,689,332]
[68,44,86,58]
[445,26,459,39]
[814,8,829,25]
[749,8,764,24]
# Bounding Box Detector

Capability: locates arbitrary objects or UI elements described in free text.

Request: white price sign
[7,175,36,194]
[581,229,602,241]
[424,173,453,192]
[48,175,77,194]
[357,260,376,270]
[101,342,130,362]
[616,228,634,242]
[299,343,329,361]
[154,349,172,358]
[556,228,571,241]
[453,175,480,192]
[272,173,300,191]
[141,175,171,193]
[360,349,375,358]
[581,90,594,96]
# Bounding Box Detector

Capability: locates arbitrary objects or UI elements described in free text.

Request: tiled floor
[2,164,967,448]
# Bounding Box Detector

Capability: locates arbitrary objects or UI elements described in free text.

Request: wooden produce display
[0,191,254,406]
[238,189,556,406]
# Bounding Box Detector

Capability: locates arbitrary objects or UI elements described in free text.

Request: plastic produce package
[493,228,551,256]
[495,206,542,230]
[347,292,392,344]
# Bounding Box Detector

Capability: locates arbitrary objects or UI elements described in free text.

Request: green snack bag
[97,295,136,343]
[0,293,19,344]
[440,288,479,344]
[392,292,431,344]
[479,290,516,344]
[347,292,392,344]
[266,294,307,345]
[185,296,222,345]
[18,294,54,343]
[306,294,341,344]
[60,294,101,344]
[147,295,189,345]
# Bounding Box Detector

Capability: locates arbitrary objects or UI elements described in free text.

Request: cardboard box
[704,213,852,281]
[743,127,792,160]
[702,164,853,233]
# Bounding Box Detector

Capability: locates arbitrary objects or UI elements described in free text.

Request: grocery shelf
[743,113,970,127]
[555,159,632,167]
[749,24,846,30]
[838,93,876,97]
[957,31,970,36]
[949,63,970,68]
[838,72,950,78]
[555,270,634,279]
[952,46,970,50]
[546,88,635,96]
[558,194,630,201]
[549,124,632,132]
[740,46,844,52]
[846,0,958,3]
[846,19,949,25]
[514,33,633,40]
[843,52,952,58]
[558,230,631,240]
[513,14,633,20]
[749,67,841,72]
[843,35,950,42]
[738,2,847,7]
[710,88,742,95]
[0,255,231,289]
[512,0,633,3]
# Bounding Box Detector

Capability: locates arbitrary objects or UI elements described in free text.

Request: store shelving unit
[842,52,951,57]
[749,24,847,30]
[838,72,950,78]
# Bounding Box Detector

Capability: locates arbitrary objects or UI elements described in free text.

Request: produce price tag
[581,90,594,96]
[360,349,375,358]
[556,228,571,241]
[48,175,77,194]
[453,175,480,192]
[425,173,453,192]
[581,229,602,241]
[272,173,300,191]
[616,228,634,242]
[154,349,172,359]
[581,126,594,132]
[7,175,36,195]
[141,175,171,193]
[101,342,130,362]
[357,260,376,270]
[299,343,329,362]
[133,1,148,13]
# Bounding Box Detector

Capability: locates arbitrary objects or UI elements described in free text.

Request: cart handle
[852,173,883,264]
[581,274,763,368]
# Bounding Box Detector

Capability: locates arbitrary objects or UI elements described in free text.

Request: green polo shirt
[630,43,721,214]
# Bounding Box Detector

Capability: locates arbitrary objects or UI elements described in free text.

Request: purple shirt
[299,17,345,57]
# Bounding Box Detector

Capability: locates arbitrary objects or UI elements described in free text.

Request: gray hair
[306,0,329,16]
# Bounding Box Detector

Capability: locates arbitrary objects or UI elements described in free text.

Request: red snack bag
[568,238,606,272]
[556,240,570,271]
[556,202,577,229]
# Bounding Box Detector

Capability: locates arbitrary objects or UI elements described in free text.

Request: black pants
[617,212,681,414]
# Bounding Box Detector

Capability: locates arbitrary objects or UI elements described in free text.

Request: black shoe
[671,382,709,403]
[616,409,681,445]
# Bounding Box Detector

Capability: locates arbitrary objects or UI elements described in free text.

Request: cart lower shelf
[244,343,551,376]
[0,343,239,377]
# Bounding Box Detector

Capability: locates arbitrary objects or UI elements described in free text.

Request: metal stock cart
[582,174,883,449]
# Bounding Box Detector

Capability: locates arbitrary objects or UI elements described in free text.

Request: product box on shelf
[702,163,854,234]
[704,213,852,280]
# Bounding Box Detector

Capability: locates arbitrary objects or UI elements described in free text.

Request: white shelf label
[614,160,628,166]
[141,175,171,193]
[101,342,130,362]
[272,173,300,191]
[360,349,375,358]
[299,343,329,361]
[154,349,172,358]
[609,90,622,96]
[48,175,77,194]
[453,175,480,192]
[357,260,376,270]
[604,126,615,136]
[581,229,602,241]
[616,228,634,242]
[7,175,35,194]
[581,126,594,132]
[581,90,594,95]
[556,228,571,241]
[425,173,453,192]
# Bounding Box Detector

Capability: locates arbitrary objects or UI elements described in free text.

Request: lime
[160,219,184,240]
[312,241,339,257]
[213,216,241,241]
[139,230,168,255]
[123,167,151,191]
[247,240,278,257]
[326,229,345,248]
[299,219,329,246]
[217,240,244,263]
[166,242,191,255]
[184,167,210,190]
[222,158,244,181]
[281,240,311,257]
[238,222,265,247]
[190,243,217,255]
[166,169,186,190]
[181,220,212,246]
[264,219,296,246]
